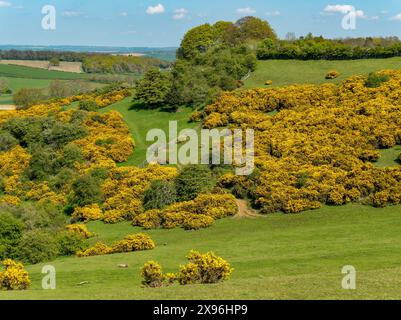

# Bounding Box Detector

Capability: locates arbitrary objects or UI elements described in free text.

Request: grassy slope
[101,98,198,166]
[244,57,401,88]
[0,78,52,104]
[2,203,401,300]
[3,58,401,300]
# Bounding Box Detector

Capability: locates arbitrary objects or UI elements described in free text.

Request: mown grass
[2,204,401,300]
[101,98,198,166]
[244,57,401,88]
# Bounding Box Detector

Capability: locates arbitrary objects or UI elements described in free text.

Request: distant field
[3,203,401,300]
[244,57,401,88]
[0,64,86,80]
[0,64,101,105]
[0,60,83,73]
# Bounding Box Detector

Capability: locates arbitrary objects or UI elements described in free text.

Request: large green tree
[134,68,172,107]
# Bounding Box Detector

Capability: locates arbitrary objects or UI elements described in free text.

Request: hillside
[244,57,401,88]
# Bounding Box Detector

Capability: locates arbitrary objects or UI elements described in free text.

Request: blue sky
[1,0,401,47]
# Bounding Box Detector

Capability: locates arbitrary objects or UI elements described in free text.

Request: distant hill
[0,45,177,61]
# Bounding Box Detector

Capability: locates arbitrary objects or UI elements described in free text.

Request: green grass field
[0,77,53,105]
[102,98,198,166]
[0,64,86,80]
[2,203,401,300]
[0,64,106,105]
[244,57,401,88]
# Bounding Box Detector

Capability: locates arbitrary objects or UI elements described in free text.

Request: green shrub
[16,230,60,264]
[0,212,24,260]
[0,132,18,152]
[56,232,88,256]
[143,180,177,210]
[78,99,98,111]
[365,72,390,88]
[13,88,46,109]
[7,202,66,231]
[68,174,103,207]
[176,165,215,201]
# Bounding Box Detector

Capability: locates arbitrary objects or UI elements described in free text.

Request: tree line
[257,34,401,60]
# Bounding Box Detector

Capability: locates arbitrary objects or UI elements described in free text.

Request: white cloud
[324,4,354,14]
[390,13,401,21]
[0,1,11,8]
[120,12,128,17]
[381,10,389,14]
[173,8,188,20]
[236,7,256,15]
[355,10,367,19]
[323,5,378,20]
[62,11,83,17]
[266,11,280,17]
[146,4,165,15]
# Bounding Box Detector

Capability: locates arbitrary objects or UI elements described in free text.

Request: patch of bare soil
[0,60,83,73]
[234,199,263,219]
[0,105,16,111]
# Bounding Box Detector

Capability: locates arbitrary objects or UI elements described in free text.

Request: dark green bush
[78,99,99,111]
[144,180,177,210]
[365,72,390,88]
[176,165,215,201]
[0,212,24,260]
[17,230,60,264]
[0,132,18,152]
[68,174,103,207]
[56,232,88,256]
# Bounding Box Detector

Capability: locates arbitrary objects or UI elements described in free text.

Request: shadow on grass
[128,101,180,113]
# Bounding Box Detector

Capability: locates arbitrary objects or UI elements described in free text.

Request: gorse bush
[71,204,103,222]
[0,259,30,290]
[177,251,234,285]
[141,261,165,288]
[76,242,112,257]
[134,194,238,230]
[76,233,155,257]
[205,70,401,213]
[325,70,340,79]
[111,233,156,253]
[141,251,233,288]
[66,224,93,238]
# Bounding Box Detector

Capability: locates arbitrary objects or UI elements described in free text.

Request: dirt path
[0,105,16,111]
[234,199,262,219]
